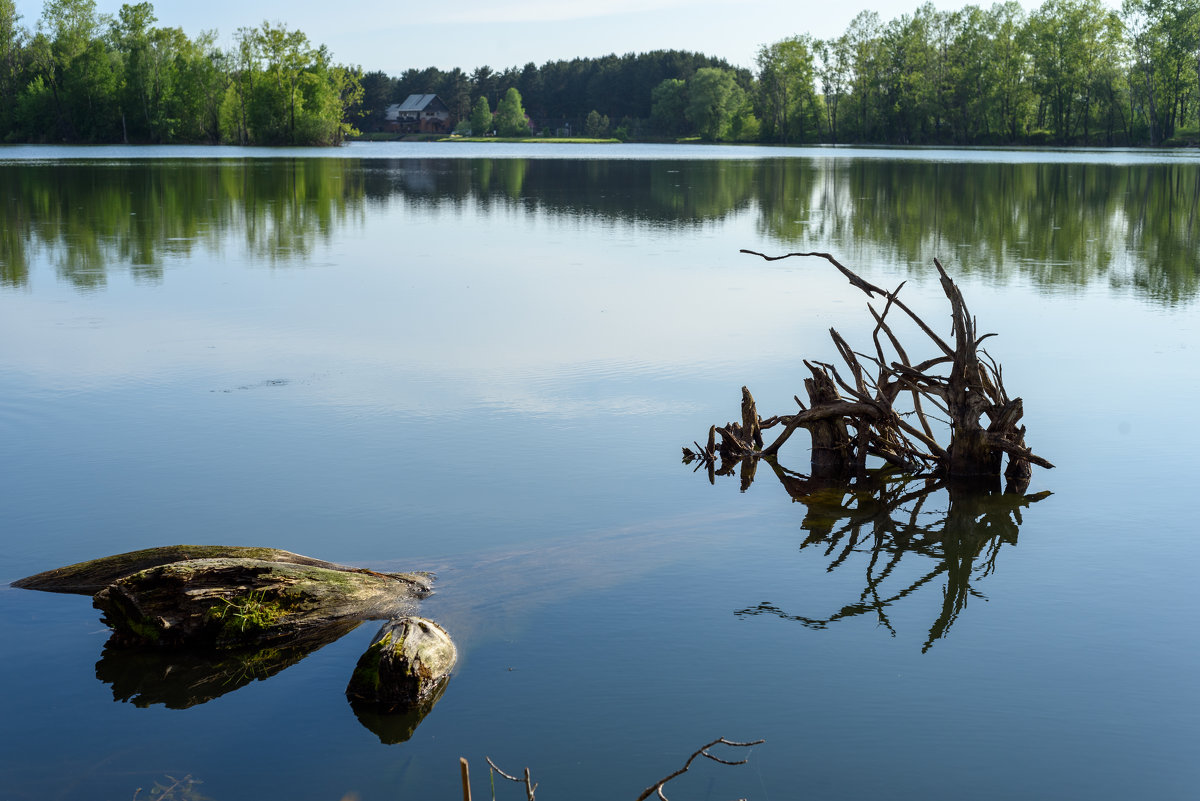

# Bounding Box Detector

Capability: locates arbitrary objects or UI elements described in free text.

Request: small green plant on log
[208,590,285,633]
[684,251,1053,489]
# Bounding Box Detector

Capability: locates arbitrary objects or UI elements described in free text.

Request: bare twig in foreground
[634,737,765,801]
[486,757,538,801]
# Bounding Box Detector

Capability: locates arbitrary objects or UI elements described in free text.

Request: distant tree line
[2,0,1198,146]
[0,0,360,144]
[357,50,749,139]
[361,0,1200,146]
[774,0,1200,146]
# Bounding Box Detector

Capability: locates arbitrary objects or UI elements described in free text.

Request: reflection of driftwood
[733,463,1050,651]
[96,619,362,708]
[685,252,1053,484]
[351,674,451,745]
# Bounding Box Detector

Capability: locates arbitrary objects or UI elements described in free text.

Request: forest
[1,0,1198,146]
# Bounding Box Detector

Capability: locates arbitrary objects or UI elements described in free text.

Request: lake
[1,142,1198,801]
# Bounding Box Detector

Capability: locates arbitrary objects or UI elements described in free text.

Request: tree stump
[346,617,457,711]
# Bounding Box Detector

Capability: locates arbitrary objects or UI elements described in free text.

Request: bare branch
[486,757,538,801]
[634,738,765,801]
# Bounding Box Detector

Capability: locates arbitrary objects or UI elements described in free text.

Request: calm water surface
[1,143,1198,800]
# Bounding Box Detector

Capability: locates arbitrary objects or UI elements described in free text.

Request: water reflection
[722,460,1050,651]
[95,620,362,709]
[1,156,1197,301]
[349,677,450,745]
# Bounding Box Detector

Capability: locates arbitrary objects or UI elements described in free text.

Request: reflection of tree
[760,159,1200,303]
[2,157,1196,303]
[0,159,365,289]
[725,460,1049,651]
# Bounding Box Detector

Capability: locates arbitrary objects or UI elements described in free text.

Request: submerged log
[92,557,429,648]
[11,544,431,596]
[346,617,457,711]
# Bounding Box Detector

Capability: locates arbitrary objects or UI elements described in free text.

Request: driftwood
[684,252,1053,488]
[15,547,451,727]
[16,546,456,740]
[12,544,431,595]
[13,545,431,649]
[93,557,428,648]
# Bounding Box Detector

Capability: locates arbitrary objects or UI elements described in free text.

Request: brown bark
[12,544,431,596]
[685,252,1053,487]
[92,557,428,648]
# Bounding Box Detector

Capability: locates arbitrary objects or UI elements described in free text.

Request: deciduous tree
[494,86,529,137]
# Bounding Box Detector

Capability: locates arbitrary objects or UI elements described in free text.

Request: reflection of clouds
[0,199,859,420]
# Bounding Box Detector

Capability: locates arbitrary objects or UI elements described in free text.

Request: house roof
[397,94,442,112]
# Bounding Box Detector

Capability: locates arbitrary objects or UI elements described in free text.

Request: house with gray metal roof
[384,94,451,133]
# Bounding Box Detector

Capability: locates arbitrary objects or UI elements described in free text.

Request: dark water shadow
[717,458,1050,651]
[95,620,363,709]
[349,676,450,745]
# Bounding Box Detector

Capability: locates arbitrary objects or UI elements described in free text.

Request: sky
[13,0,1122,74]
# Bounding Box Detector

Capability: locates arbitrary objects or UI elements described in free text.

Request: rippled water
[1,144,1198,801]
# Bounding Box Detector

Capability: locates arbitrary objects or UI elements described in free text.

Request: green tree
[494,86,529,137]
[256,21,312,144]
[685,67,745,140]
[756,36,820,143]
[650,77,688,135]
[583,109,609,137]
[469,95,492,135]
[986,1,1034,142]
[0,0,22,134]
[34,0,120,140]
[1123,0,1200,143]
[843,10,883,141]
[815,35,853,142]
[1026,0,1123,142]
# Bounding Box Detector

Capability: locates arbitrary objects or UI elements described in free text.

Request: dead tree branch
[634,738,765,801]
[686,253,1053,487]
[486,757,538,801]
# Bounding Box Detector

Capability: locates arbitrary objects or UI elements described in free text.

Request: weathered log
[346,617,457,711]
[12,544,431,595]
[92,558,429,648]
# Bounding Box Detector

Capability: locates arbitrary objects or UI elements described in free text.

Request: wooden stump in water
[346,617,458,710]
